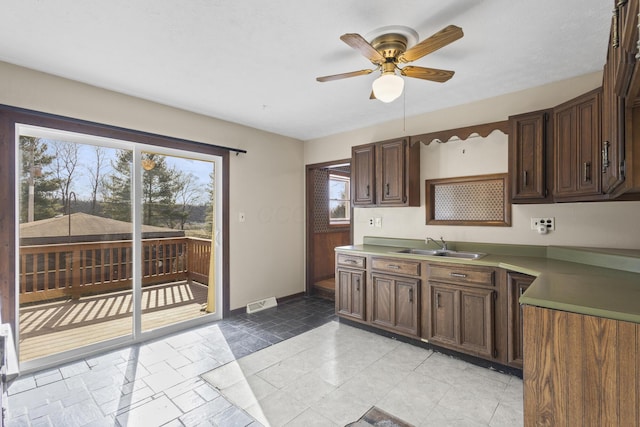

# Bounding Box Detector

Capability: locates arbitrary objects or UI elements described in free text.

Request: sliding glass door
[16,125,222,366]
[138,150,218,333]
[17,133,134,362]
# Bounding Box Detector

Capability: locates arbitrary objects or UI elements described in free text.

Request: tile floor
[202,322,523,427]
[6,297,523,427]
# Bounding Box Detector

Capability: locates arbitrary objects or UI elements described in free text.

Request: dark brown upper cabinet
[602,50,626,194]
[603,0,640,197]
[352,144,376,206]
[508,109,553,203]
[601,0,633,194]
[351,138,420,207]
[553,88,604,201]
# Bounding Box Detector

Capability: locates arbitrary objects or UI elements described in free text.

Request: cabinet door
[509,110,552,202]
[575,93,601,195]
[378,139,406,205]
[507,272,534,368]
[371,274,394,329]
[352,144,375,206]
[614,0,637,97]
[602,47,627,194]
[459,287,495,359]
[554,106,576,197]
[428,283,458,346]
[336,268,365,321]
[371,273,419,336]
[554,89,602,199]
[350,271,365,320]
[394,278,419,336]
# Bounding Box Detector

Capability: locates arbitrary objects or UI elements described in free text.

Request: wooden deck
[19,281,210,362]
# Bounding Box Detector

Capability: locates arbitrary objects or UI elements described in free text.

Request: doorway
[305,160,352,300]
[15,124,223,367]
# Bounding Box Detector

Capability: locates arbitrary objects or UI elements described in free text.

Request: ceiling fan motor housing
[371,33,408,60]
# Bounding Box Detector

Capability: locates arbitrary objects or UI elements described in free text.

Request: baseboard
[277,292,306,304]
[227,306,245,317]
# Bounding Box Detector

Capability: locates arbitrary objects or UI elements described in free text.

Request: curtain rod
[0,104,248,155]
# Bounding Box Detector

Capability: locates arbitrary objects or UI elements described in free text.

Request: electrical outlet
[530,217,555,231]
[375,217,382,228]
[368,218,374,226]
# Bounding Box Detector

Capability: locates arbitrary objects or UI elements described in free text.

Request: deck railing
[19,237,211,304]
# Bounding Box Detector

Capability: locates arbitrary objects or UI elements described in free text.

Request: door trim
[305,159,352,295]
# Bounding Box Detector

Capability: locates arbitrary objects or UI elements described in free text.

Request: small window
[329,174,350,225]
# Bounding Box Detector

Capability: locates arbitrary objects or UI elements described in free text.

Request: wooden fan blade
[340,33,385,64]
[316,69,374,82]
[400,66,455,83]
[398,25,463,63]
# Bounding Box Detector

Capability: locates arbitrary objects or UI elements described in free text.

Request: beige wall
[0,61,305,310]
[305,72,640,250]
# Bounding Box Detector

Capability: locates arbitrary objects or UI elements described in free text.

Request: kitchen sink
[393,248,486,259]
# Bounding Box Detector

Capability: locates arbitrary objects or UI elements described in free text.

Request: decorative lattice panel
[426,174,511,226]
[313,168,330,233]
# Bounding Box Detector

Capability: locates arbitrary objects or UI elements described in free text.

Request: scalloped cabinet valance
[411,120,509,145]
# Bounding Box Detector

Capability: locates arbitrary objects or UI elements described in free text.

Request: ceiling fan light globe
[372,73,404,103]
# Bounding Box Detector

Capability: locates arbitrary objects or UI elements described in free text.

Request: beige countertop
[336,238,640,324]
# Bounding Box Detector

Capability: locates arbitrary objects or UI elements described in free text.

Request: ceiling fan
[316,25,463,103]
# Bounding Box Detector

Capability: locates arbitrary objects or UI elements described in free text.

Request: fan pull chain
[403,87,406,132]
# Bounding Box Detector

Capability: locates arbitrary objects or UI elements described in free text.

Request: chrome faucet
[426,236,448,251]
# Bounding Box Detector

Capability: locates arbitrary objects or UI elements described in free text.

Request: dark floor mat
[345,406,414,427]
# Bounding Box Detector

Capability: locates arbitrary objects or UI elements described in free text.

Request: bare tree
[86,146,108,214]
[174,171,204,230]
[51,140,80,213]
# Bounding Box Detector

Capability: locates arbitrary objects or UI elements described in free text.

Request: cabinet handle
[519,286,525,297]
[355,277,360,291]
[409,288,413,303]
[523,170,528,186]
[602,141,610,173]
[436,292,440,308]
[345,259,357,264]
[450,272,467,278]
[366,184,370,197]
[387,264,400,269]
[386,183,390,196]
[583,162,591,182]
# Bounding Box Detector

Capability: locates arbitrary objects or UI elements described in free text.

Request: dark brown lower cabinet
[335,268,365,321]
[523,305,640,426]
[507,272,534,368]
[371,273,419,336]
[426,282,495,359]
[336,255,509,366]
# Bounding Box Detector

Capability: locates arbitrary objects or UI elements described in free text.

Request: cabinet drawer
[371,257,421,276]
[337,253,366,269]
[428,264,494,287]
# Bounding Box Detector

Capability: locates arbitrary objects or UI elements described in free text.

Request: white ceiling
[1,0,611,141]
